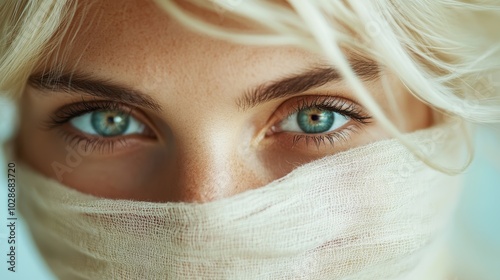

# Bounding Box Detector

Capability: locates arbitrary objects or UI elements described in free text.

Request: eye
[278,107,349,134]
[43,101,156,154]
[265,96,372,150]
[70,110,145,137]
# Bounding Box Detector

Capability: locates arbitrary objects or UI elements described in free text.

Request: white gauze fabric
[15,122,463,280]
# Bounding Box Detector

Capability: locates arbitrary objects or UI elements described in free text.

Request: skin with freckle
[17,0,432,203]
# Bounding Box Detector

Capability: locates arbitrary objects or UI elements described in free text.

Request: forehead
[52,0,325,99]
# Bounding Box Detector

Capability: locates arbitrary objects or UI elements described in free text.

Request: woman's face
[17,0,432,202]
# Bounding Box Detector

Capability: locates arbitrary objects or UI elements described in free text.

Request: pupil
[310,114,319,122]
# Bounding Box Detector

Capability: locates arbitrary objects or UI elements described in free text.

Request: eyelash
[44,96,372,154]
[44,100,133,128]
[43,100,147,154]
[275,97,372,148]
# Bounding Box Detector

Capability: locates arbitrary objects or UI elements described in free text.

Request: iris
[296,108,335,133]
[90,111,130,137]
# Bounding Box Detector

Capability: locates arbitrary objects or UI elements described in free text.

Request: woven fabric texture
[16,123,463,280]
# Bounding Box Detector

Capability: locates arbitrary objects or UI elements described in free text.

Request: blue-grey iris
[90,111,130,137]
[297,108,335,133]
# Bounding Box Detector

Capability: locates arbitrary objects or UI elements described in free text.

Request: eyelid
[43,100,155,134]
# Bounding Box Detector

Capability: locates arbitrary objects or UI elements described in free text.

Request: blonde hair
[1,0,500,170]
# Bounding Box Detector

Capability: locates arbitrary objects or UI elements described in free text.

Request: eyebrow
[28,71,163,113]
[236,59,379,111]
[28,58,378,114]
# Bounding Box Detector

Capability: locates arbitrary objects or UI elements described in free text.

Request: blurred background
[0,125,499,280]
[450,124,500,280]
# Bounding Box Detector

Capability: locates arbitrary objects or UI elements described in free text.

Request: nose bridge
[171,133,264,203]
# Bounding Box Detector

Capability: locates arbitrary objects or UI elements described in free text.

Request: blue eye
[70,110,145,137]
[279,107,349,134]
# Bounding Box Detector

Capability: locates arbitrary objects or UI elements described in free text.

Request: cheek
[256,124,385,179]
[402,94,434,131]
[57,149,168,199]
[18,135,173,201]
[369,75,434,132]
[16,99,57,179]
